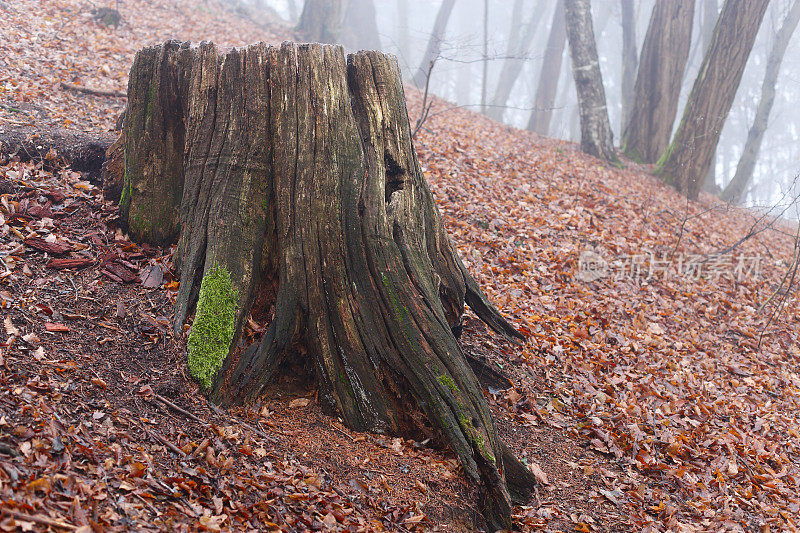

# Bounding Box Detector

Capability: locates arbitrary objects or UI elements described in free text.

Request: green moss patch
[437,374,459,395]
[188,265,238,391]
[459,413,496,466]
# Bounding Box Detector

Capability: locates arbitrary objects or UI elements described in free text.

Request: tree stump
[120,40,534,530]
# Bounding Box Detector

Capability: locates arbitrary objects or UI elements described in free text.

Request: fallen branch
[0,126,116,182]
[136,421,186,457]
[60,81,126,98]
[0,442,19,456]
[1,509,77,531]
[154,393,206,424]
[47,257,96,270]
[206,400,277,443]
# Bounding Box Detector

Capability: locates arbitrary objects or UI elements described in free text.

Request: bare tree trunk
[722,0,800,204]
[620,0,638,129]
[527,0,566,135]
[397,0,409,58]
[702,0,718,49]
[622,0,694,163]
[412,0,457,88]
[657,0,770,200]
[456,60,472,105]
[341,0,381,51]
[552,56,575,138]
[591,2,614,41]
[297,0,380,51]
[287,0,298,22]
[505,0,526,64]
[700,0,720,192]
[564,0,618,162]
[456,2,473,105]
[296,0,344,44]
[486,1,545,121]
[486,0,524,119]
[120,40,535,532]
[481,0,488,113]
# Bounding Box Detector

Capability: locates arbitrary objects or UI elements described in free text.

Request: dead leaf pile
[410,92,800,530]
[0,0,287,132]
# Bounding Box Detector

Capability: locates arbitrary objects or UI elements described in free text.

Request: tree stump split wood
[120,39,533,529]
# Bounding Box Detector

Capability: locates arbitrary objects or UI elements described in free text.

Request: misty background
[253,0,800,214]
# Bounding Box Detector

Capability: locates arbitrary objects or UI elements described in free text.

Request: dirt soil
[0,165,628,532]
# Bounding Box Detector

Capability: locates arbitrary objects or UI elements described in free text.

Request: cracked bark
[564,0,618,162]
[120,41,534,531]
[657,0,770,200]
[622,0,694,164]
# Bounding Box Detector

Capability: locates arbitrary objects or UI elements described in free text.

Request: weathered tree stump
[120,40,533,529]
[101,136,124,202]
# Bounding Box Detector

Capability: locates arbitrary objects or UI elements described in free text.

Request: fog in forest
[252,0,800,216]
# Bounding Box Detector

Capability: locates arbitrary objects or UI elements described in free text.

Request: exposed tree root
[0,126,116,182]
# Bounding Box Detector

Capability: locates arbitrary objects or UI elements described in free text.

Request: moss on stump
[188,266,238,390]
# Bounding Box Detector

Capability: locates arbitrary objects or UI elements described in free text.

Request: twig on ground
[331,424,355,441]
[67,274,78,301]
[136,421,186,457]
[0,442,19,456]
[1,509,77,530]
[60,81,126,98]
[131,491,160,515]
[268,505,297,533]
[365,468,396,476]
[205,399,277,443]
[154,393,205,424]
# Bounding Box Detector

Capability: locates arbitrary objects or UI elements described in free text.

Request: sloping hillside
[413,93,800,530]
[0,0,286,131]
[1,1,799,531]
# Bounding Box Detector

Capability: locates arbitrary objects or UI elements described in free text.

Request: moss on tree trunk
[656,0,770,200]
[120,40,534,530]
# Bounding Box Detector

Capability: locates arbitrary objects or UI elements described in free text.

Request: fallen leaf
[528,460,549,485]
[140,263,163,288]
[390,437,404,455]
[289,397,310,408]
[599,488,624,506]
[21,332,40,344]
[4,317,20,337]
[322,512,337,528]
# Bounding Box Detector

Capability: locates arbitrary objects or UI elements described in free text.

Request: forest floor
[1,0,799,531]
